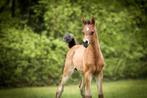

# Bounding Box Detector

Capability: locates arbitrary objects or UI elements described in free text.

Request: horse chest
[84,51,97,67]
[84,54,96,65]
[84,49,104,73]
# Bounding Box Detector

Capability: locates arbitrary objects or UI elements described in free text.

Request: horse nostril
[85,40,88,44]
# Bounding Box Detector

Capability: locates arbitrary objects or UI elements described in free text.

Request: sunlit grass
[0,80,147,98]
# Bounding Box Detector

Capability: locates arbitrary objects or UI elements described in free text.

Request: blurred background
[0,0,147,89]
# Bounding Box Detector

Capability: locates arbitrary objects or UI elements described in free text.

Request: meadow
[0,79,147,98]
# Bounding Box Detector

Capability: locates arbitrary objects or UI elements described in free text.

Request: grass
[0,80,147,98]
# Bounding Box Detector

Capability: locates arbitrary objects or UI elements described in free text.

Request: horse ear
[91,17,95,25]
[82,17,86,24]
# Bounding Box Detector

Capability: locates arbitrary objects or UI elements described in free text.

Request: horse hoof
[98,94,104,98]
[85,95,92,98]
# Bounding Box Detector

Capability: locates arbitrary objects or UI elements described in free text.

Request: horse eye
[90,31,94,35]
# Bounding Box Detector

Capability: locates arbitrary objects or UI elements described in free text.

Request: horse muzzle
[83,40,89,48]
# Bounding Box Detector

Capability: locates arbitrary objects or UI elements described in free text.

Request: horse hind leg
[79,78,85,98]
[56,66,74,98]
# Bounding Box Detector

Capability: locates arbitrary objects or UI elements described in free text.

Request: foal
[56,17,104,98]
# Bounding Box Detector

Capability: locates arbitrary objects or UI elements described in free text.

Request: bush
[0,26,67,87]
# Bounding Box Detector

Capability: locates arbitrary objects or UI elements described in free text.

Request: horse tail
[64,34,76,48]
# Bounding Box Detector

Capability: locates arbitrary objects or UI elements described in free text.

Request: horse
[56,17,104,98]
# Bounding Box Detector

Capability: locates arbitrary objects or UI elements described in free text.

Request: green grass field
[0,80,147,98]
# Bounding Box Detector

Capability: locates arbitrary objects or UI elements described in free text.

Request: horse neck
[91,33,101,57]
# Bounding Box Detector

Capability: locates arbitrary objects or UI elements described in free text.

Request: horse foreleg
[79,78,85,98]
[56,67,74,98]
[96,70,104,98]
[84,72,92,98]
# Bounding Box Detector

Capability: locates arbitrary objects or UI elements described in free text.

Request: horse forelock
[85,20,91,24]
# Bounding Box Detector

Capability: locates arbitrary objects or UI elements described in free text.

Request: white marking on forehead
[86,27,89,31]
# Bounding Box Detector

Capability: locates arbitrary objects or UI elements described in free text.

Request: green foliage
[0,25,67,86]
[0,0,147,87]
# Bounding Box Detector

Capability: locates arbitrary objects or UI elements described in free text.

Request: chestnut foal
[56,17,104,98]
